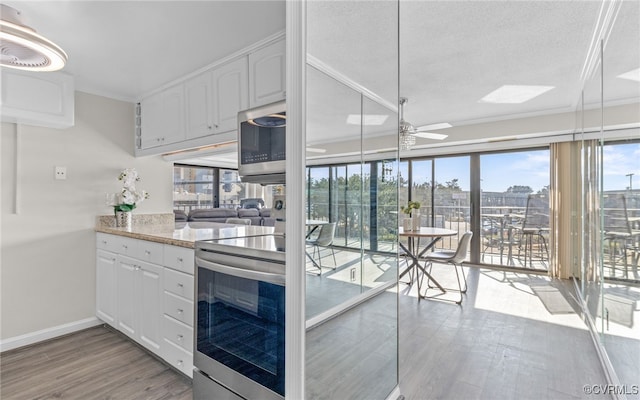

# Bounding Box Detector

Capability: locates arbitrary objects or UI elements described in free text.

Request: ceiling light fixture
[399,97,450,150]
[0,4,67,71]
[479,85,554,104]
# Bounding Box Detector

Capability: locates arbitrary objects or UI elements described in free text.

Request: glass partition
[600,0,640,388]
[305,1,399,399]
[578,0,640,389]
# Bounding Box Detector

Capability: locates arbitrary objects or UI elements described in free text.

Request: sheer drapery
[582,139,602,282]
[550,141,596,279]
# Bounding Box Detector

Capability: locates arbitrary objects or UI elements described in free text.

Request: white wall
[0,91,173,341]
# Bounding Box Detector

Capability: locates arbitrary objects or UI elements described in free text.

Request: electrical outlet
[55,166,67,180]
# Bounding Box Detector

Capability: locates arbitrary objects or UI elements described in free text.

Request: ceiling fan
[399,97,450,149]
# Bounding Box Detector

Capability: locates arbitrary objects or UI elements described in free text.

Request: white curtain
[550,140,601,280]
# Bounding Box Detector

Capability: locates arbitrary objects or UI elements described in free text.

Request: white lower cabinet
[161,265,195,378]
[96,249,117,328]
[96,233,195,378]
[137,260,163,353]
[116,256,163,354]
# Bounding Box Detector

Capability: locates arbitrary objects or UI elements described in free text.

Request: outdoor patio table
[399,227,457,294]
[482,213,523,265]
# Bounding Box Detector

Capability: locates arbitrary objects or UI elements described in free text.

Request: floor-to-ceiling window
[480,149,550,270]
[396,149,550,270]
[173,164,276,212]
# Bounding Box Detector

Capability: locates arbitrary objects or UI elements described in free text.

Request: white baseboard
[0,317,102,353]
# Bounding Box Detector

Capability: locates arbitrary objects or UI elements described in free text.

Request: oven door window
[197,267,285,396]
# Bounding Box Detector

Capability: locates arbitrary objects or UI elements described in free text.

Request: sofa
[176,207,274,226]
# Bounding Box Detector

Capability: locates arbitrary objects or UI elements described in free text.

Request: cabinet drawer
[163,338,193,378]
[164,291,194,326]
[163,314,193,352]
[135,240,164,265]
[118,237,138,258]
[164,245,194,274]
[164,268,194,300]
[96,233,122,253]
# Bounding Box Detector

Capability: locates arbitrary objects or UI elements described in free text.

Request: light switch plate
[55,166,67,180]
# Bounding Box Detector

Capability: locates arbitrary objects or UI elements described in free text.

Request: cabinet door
[140,85,185,148]
[140,91,164,148]
[161,85,186,145]
[212,57,248,133]
[117,256,138,340]
[96,250,117,328]
[248,40,286,107]
[138,261,163,353]
[185,72,213,139]
[0,68,74,128]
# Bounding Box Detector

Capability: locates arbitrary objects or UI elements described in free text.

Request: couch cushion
[188,208,238,222]
[237,209,262,225]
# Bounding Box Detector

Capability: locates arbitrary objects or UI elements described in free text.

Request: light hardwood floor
[1,266,615,400]
[0,326,191,400]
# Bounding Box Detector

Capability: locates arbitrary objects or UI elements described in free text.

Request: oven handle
[196,257,285,286]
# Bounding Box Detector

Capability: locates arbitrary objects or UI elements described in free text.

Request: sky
[309,142,640,193]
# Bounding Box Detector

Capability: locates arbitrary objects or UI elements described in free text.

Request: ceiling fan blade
[415,122,452,131]
[411,131,448,140]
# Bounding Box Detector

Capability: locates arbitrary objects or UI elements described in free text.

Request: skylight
[346,114,389,126]
[617,68,640,82]
[479,85,555,104]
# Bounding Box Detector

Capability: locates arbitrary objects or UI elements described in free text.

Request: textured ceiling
[2,1,286,101]
[3,0,638,159]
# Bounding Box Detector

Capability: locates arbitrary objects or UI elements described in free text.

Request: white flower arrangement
[113,168,149,213]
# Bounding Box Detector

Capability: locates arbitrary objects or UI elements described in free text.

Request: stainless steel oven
[194,235,285,400]
[237,100,285,185]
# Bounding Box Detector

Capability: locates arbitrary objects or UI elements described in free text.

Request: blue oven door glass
[197,267,285,396]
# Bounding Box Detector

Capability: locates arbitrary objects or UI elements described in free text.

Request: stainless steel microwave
[237,101,286,185]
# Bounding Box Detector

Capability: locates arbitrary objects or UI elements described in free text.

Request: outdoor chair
[518,194,550,268]
[306,222,337,269]
[420,231,473,305]
[603,194,639,278]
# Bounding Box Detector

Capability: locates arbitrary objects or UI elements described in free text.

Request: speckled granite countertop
[95,214,275,249]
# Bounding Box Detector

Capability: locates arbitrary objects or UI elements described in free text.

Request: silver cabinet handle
[177,257,183,262]
[145,250,151,255]
[102,240,107,244]
[177,309,183,314]
[122,244,128,249]
[177,334,183,341]
[177,360,183,366]
[177,283,184,288]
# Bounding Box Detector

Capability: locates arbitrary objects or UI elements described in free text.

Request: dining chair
[420,231,473,305]
[306,222,337,269]
[225,217,251,225]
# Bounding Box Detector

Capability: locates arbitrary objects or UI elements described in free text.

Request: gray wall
[1,91,173,340]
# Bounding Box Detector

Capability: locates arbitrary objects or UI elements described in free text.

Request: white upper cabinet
[184,57,248,140]
[136,35,284,155]
[249,39,286,108]
[0,69,74,128]
[185,71,213,139]
[212,57,249,134]
[140,84,185,149]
